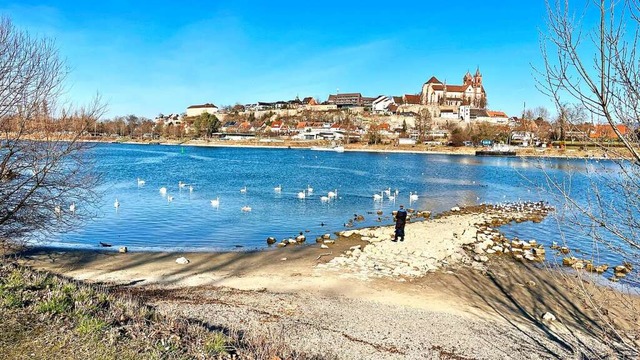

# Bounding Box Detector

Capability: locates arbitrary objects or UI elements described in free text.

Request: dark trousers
[394,226,405,241]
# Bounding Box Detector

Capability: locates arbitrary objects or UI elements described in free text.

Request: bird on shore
[240,186,247,193]
[114,199,120,208]
[137,178,145,186]
[241,205,252,212]
[210,197,220,207]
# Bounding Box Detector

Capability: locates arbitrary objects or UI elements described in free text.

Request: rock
[486,249,496,254]
[614,265,630,274]
[277,243,287,248]
[266,237,277,245]
[315,237,323,243]
[175,257,189,264]
[420,211,432,219]
[341,231,355,237]
[562,257,578,267]
[451,206,460,212]
[296,235,306,243]
[560,247,570,254]
[572,261,585,270]
[350,245,361,251]
[118,246,128,253]
[511,240,523,249]
[533,247,546,256]
[355,215,365,221]
[474,255,489,263]
[473,244,485,254]
[320,244,329,249]
[376,210,383,215]
[322,233,331,240]
[595,265,609,274]
[280,257,287,261]
[526,280,536,287]
[323,240,335,245]
[287,238,297,244]
[542,312,556,322]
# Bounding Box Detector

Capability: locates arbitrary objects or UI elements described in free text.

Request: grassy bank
[0,261,328,360]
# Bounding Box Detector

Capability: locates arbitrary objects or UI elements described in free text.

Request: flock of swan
[103,178,421,214]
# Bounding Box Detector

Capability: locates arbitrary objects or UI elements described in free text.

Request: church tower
[474,67,482,88]
[463,71,473,86]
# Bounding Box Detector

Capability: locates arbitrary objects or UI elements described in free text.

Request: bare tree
[414,108,432,143]
[0,18,104,249]
[537,1,640,355]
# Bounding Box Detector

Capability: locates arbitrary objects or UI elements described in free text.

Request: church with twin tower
[420,68,486,108]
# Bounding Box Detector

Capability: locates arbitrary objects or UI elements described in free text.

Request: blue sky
[2,1,554,119]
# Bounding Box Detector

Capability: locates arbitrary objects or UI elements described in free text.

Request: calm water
[49,143,625,265]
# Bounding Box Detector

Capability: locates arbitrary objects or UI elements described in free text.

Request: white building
[186,103,219,117]
[372,96,394,113]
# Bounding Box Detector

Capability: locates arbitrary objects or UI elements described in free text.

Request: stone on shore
[175,257,189,265]
[118,246,128,253]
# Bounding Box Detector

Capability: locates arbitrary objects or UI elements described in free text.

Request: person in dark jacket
[393,205,408,242]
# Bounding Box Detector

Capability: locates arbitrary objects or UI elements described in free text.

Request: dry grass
[0,261,330,359]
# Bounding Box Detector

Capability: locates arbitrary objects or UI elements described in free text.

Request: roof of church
[424,76,442,84]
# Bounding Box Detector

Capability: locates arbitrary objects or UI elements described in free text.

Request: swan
[297,190,306,199]
[189,185,194,192]
[137,178,145,186]
[159,187,167,195]
[320,195,329,202]
[240,186,247,193]
[69,203,76,214]
[54,205,62,217]
[210,197,220,207]
[274,184,282,192]
[307,185,313,193]
[241,205,252,212]
[388,194,396,201]
[383,187,391,196]
[114,199,120,208]
[167,195,173,202]
[373,191,383,201]
[410,192,419,201]
[178,181,188,188]
[328,189,337,199]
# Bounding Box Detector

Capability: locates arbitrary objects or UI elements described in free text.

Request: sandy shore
[19,204,639,359]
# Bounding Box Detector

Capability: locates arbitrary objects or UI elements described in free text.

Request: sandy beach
[18,203,639,359]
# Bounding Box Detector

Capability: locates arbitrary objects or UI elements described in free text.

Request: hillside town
[94,69,631,146]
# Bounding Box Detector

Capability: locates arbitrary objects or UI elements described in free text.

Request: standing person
[393,205,408,242]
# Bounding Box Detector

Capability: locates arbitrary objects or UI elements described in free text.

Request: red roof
[487,110,508,118]
[271,120,283,128]
[296,121,307,129]
[425,76,442,84]
[404,94,421,105]
[590,124,630,139]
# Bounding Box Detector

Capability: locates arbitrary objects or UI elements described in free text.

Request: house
[590,124,630,140]
[421,69,486,108]
[403,94,421,105]
[302,97,317,106]
[186,103,218,117]
[372,96,394,113]
[327,93,363,107]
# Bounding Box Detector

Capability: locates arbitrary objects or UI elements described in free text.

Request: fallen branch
[316,252,332,260]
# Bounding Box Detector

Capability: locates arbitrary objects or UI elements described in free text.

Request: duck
[241,205,252,212]
[210,197,220,207]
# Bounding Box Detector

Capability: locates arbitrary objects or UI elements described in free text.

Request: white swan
[210,197,220,207]
[241,205,252,212]
[383,187,391,196]
[240,186,247,193]
[328,189,337,199]
[159,187,167,195]
[274,184,282,192]
[137,178,145,186]
[178,181,188,188]
[167,195,173,202]
[307,185,313,193]
[54,205,62,217]
[297,190,306,199]
[320,195,329,203]
[189,185,194,192]
[388,194,396,201]
[410,192,419,201]
[114,199,120,208]
[69,203,76,214]
[373,191,383,201]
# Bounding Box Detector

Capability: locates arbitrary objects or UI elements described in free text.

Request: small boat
[310,145,345,152]
[476,144,516,157]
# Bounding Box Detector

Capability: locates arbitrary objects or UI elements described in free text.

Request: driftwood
[316,252,332,260]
